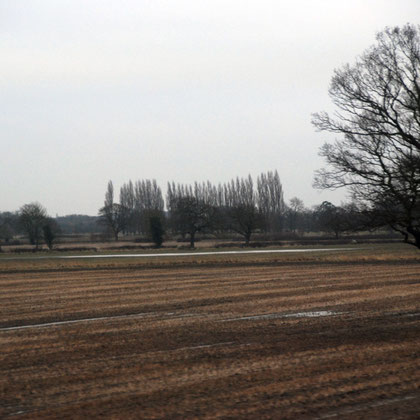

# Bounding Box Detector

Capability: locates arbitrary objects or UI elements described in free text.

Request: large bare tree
[312,24,420,247]
[166,182,216,247]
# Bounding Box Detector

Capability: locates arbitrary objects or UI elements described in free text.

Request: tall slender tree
[257,170,285,232]
[98,181,129,241]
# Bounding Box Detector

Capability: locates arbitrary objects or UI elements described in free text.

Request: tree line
[99,171,286,247]
[0,182,397,250]
[0,204,60,250]
[97,171,375,248]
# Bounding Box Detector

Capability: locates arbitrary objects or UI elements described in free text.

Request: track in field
[1,261,419,418]
[0,310,345,331]
[1,247,359,260]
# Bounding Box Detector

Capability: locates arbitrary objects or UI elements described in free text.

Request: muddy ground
[1,248,419,418]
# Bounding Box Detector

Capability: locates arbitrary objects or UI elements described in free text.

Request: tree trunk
[406,227,420,249]
[190,231,195,248]
[244,231,251,246]
[411,231,420,249]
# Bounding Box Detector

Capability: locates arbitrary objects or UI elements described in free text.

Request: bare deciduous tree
[19,202,48,249]
[286,197,305,233]
[134,179,165,235]
[42,218,60,250]
[171,196,215,248]
[312,24,420,247]
[223,175,263,245]
[314,201,350,239]
[257,170,285,232]
[0,212,19,243]
[98,181,129,241]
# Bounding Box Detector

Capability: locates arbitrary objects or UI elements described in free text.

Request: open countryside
[2,3,420,418]
[1,245,419,418]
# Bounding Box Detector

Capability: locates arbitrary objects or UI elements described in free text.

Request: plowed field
[1,247,420,418]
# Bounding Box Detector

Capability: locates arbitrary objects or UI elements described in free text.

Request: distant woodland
[0,170,399,251]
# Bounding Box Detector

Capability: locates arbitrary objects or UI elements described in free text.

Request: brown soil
[1,250,419,419]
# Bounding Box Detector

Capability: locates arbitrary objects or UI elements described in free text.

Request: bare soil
[1,246,419,419]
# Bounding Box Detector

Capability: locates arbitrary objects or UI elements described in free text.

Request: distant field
[1,244,419,418]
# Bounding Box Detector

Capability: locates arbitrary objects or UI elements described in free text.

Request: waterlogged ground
[1,246,420,418]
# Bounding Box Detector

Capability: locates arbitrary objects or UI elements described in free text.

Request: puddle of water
[285,311,340,318]
[391,312,420,318]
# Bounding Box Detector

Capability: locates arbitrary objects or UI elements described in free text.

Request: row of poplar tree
[98,171,286,247]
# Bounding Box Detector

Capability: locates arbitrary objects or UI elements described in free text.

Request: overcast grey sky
[1,0,419,216]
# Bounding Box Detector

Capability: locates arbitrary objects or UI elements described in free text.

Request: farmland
[1,244,420,419]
